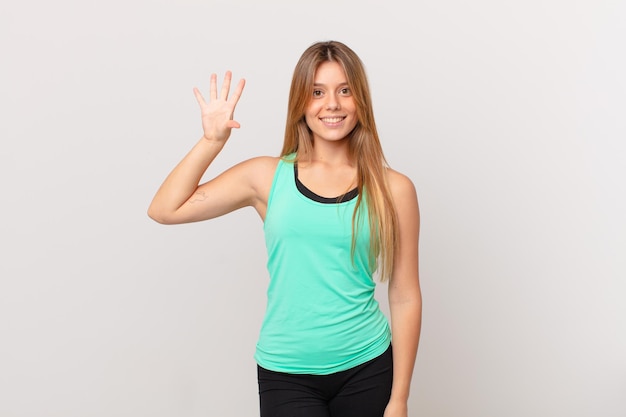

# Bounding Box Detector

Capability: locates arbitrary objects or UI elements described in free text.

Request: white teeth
[321,117,344,123]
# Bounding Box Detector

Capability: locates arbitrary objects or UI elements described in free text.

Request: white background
[1,1,624,416]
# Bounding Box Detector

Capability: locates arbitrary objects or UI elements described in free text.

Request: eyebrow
[313,82,349,87]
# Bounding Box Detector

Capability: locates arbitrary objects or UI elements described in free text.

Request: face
[304,61,358,144]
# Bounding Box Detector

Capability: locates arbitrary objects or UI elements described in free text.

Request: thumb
[226,120,241,129]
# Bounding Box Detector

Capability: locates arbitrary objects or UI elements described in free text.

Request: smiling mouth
[320,116,346,124]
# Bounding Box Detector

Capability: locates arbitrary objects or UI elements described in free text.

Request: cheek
[343,99,357,112]
[304,104,322,121]
[305,101,322,114]
[304,113,318,130]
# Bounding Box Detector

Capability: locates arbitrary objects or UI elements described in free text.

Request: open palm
[193,71,246,143]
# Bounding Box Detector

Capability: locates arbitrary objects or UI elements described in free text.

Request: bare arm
[148,72,274,224]
[384,170,422,417]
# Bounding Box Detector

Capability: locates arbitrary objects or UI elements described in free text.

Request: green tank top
[254,156,391,375]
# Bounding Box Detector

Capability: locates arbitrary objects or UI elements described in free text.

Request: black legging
[258,345,393,417]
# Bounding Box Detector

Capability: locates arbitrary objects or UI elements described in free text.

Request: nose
[326,94,341,110]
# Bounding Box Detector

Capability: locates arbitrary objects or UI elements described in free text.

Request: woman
[148,40,422,417]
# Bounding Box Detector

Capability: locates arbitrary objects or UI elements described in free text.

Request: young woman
[148,40,422,417]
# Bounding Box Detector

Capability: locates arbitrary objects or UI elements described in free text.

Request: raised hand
[193,71,246,144]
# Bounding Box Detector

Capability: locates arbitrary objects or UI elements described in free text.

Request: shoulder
[216,155,280,192]
[385,168,418,201]
[385,168,420,221]
[232,155,281,178]
[235,155,281,192]
[238,155,281,170]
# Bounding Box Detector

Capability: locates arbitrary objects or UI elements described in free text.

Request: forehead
[313,61,348,84]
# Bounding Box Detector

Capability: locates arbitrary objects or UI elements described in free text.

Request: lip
[319,116,347,126]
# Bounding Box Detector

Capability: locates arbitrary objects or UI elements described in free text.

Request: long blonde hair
[280,40,398,281]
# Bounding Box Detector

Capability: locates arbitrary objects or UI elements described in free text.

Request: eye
[339,87,351,96]
[312,89,324,98]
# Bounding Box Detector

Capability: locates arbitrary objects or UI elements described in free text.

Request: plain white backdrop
[1,1,624,416]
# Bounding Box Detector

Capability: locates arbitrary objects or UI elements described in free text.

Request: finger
[220,70,233,100]
[226,120,241,129]
[228,78,246,106]
[210,73,218,101]
[192,87,206,106]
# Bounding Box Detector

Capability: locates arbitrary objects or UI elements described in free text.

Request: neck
[305,139,353,166]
